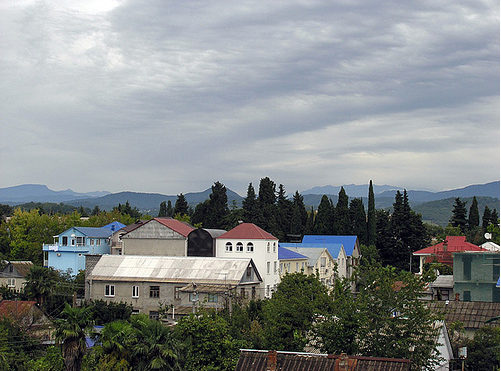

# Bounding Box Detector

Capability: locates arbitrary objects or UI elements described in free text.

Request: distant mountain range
[1,181,498,226]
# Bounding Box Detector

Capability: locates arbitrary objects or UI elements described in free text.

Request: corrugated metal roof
[302,235,358,256]
[414,236,484,255]
[73,227,113,238]
[427,301,500,330]
[279,246,331,266]
[278,246,308,260]
[281,242,344,259]
[217,223,277,240]
[234,350,411,371]
[90,255,258,285]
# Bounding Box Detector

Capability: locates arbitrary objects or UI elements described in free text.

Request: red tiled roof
[0,300,37,318]
[153,218,194,237]
[217,223,277,240]
[413,236,484,255]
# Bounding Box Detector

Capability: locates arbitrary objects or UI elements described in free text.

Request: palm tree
[94,320,136,371]
[24,265,58,306]
[55,303,93,371]
[131,315,179,370]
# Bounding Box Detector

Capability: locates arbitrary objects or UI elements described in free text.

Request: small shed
[187,228,226,257]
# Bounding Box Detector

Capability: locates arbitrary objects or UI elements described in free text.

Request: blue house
[43,226,114,275]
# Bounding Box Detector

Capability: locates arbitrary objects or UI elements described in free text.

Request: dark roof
[234,350,411,371]
[0,261,33,277]
[427,301,500,330]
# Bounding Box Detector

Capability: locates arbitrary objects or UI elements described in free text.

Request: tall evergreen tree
[349,198,367,244]
[482,206,492,229]
[242,183,261,224]
[166,200,173,217]
[158,201,168,217]
[450,198,468,233]
[314,195,333,234]
[334,187,350,235]
[468,196,479,229]
[290,191,308,238]
[367,180,376,246]
[173,194,189,216]
[305,207,315,234]
[375,209,393,266]
[206,181,230,229]
[257,177,278,234]
[276,184,294,241]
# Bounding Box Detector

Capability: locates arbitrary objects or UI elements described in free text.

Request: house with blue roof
[43,226,113,275]
[301,235,361,278]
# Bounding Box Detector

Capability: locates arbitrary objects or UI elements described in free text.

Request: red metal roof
[217,223,277,240]
[153,218,195,237]
[0,300,37,318]
[413,236,484,255]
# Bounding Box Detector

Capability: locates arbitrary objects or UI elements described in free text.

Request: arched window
[267,242,270,252]
[247,242,254,252]
[225,242,233,252]
[236,242,244,252]
[273,242,276,252]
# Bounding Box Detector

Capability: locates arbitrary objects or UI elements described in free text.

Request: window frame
[225,242,233,252]
[105,284,115,297]
[247,242,254,252]
[236,242,244,252]
[149,285,160,298]
[132,285,139,298]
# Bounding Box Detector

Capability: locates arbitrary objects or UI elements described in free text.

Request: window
[132,285,139,298]
[225,242,233,252]
[208,293,218,303]
[321,257,326,267]
[296,262,299,271]
[252,287,256,299]
[236,242,243,252]
[8,265,13,273]
[149,286,160,298]
[76,236,85,246]
[240,288,246,299]
[267,262,270,274]
[132,309,140,315]
[274,261,277,273]
[95,239,101,246]
[62,236,68,246]
[105,284,115,297]
[266,285,270,296]
[267,243,270,252]
[273,242,276,252]
[71,239,75,246]
[190,292,198,302]
[149,311,159,321]
[174,287,182,300]
[90,239,94,246]
[247,242,254,252]
[7,278,15,287]
[463,256,472,281]
[246,266,252,277]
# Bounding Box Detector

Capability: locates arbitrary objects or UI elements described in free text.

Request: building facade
[0,261,33,292]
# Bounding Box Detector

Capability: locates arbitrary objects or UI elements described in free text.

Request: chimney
[266,350,277,371]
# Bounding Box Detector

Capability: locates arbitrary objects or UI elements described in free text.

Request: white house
[215,223,279,298]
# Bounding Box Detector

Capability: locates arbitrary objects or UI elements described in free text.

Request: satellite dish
[484,233,492,240]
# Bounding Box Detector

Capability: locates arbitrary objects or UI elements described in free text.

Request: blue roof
[278,246,308,260]
[101,221,126,232]
[302,235,358,256]
[72,227,112,238]
[281,242,344,259]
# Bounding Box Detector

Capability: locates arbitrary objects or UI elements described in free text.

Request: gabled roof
[217,223,277,240]
[278,246,308,260]
[234,350,411,371]
[0,300,37,318]
[427,301,500,330]
[152,218,195,237]
[280,242,345,260]
[90,255,261,285]
[101,221,126,232]
[279,246,332,267]
[0,261,33,277]
[71,227,113,238]
[413,236,484,255]
[302,235,358,256]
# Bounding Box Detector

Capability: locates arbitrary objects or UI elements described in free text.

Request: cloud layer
[1,0,499,195]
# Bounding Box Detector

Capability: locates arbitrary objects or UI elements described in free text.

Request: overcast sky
[1,0,499,196]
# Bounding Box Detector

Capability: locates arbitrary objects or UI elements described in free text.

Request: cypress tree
[158,201,167,217]
[334,187,350,235]
[291,191,308,238]
[305,207,315,234]
[349,198,367,244]
[257,177,278,234]
[450,198,468,233]
[173,194,189,216]
[242,183,262,225]
[206,181,229,229]
[166,200,173,217]
[482,206,492,229]
[314,195,333,234]
[367,180,376,246]
[468,196,479,229]
[276,184,294,241]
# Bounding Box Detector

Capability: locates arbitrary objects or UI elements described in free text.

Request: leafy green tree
[174,314,241,371]
[55,304,94,371]
[313,195,333,234]
[26,346,65,371]
[465,326,500,371]
[0,317,39,370]
[114,201,141,220]
[334,187,350,235]
[450,198,468,233]
[86,300,133,325]
[262,272,333,351]
[367,180,377,246]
